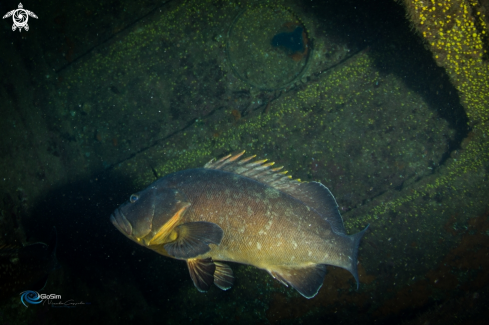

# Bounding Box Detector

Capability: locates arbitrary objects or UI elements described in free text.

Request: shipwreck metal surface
[1,0,488,324]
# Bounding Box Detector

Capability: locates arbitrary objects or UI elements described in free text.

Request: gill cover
[144,188,191,245]
[120,183,190,241]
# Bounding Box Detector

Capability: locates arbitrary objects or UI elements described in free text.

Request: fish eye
[129,194,139,203]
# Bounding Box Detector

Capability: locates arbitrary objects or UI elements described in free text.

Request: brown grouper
[110,151,368,298]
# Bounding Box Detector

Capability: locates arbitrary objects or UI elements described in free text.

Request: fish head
[111,182,190,248]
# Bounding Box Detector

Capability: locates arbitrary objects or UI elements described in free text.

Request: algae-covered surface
[1,0,488,324]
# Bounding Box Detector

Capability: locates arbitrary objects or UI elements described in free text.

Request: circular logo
[2,3,38,32]
[20,290,42,307]
[13,9,28,28]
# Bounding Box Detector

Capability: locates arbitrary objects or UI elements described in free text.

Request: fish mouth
[110,209,133,237]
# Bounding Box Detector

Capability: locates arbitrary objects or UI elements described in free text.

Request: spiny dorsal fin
[205,151,346,234]
[204,151,301,193]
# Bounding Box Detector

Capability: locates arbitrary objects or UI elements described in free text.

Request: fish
[0,228,58,301]
[110,151,368,298]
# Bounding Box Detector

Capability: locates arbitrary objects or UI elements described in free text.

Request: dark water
[1,0,487,324]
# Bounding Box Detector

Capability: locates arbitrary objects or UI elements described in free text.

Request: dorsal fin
[204,151,346,234]
[293,182,346,234]
[204,150,301,193]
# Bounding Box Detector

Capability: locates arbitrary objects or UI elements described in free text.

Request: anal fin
[214,262,234,290]
[187,258,216,292]
[269,264,326,299]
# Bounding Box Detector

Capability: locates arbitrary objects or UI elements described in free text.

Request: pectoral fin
[214,262,234,290]
[164,221,223,259]
[187,258,216,292]
[269,264,327,299]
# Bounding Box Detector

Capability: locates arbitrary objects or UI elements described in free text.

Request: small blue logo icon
[20,290,42,307]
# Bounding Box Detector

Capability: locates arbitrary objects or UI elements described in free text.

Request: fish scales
[178,169,339,267]
[111,151,368,298]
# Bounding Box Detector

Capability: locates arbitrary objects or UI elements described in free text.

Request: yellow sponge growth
[361,0,489,223]
[404,0,489,125]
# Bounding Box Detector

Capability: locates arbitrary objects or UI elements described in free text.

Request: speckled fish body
[111,152,368,298]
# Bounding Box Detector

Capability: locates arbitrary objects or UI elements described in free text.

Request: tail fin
[346,224,369,290]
